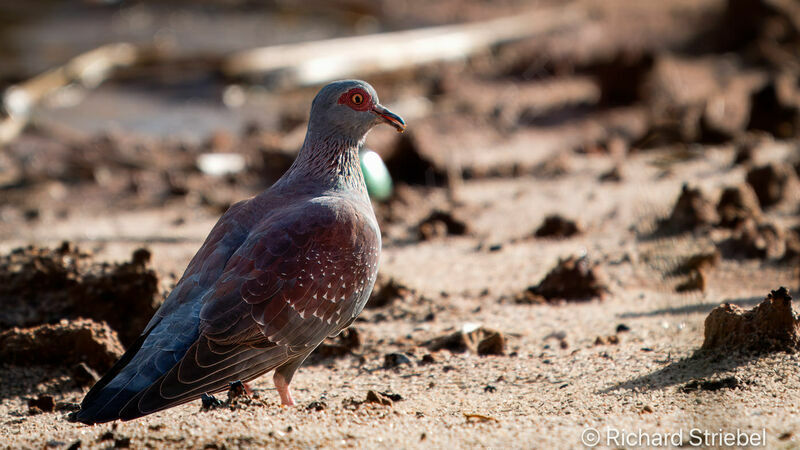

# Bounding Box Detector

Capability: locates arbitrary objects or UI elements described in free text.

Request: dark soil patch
[534,215,581,239]
[425,325,505,356]
[367,276,413,309]
[0,243,160,346]
[745,163,797,209]
[716,184,762,228]
[718,220,786,260]
[417,210,470,240]
[657,184,718,234]
[516,256,607,303]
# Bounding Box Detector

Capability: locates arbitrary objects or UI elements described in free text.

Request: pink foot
[273,372,295,406]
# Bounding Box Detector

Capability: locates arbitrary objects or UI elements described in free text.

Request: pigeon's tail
[73,386,141,424]
[73,329,157,424]
[74,330,291,424]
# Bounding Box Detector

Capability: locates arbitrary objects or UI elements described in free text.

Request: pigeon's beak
[371,104,406,133]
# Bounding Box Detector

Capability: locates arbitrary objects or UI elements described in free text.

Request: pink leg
[273,372,295,406]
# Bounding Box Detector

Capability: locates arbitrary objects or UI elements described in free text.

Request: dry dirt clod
[745,163,797,209]
[0,244,160,346]
[675,269,707,293]
[518,255,607,303]
[417,210,470,240]
[27,395,55,413]
[594,335,620,345]
[383,353,412,369]
[534,215,581,239]
[702,287,799,353]
[366,275,412,309]
[425,324,506,356]
[0,318,124,372]
[716,184,762,228]
[720,219,786,260]
[365,390,394,406]
[658,184,718,233]
[672,250,719,293]
[675,251,720,275]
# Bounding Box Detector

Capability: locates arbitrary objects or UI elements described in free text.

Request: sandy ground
[2,143,799,449]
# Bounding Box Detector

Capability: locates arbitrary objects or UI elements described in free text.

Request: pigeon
[74,80,405,424]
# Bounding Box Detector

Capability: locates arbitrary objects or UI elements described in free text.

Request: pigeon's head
[308,80,405,139]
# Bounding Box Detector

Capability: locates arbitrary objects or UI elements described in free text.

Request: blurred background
[0,0,798,231]
[2,0,800,447]
[0,0,795,223]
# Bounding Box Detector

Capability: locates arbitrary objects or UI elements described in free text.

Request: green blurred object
[359,149,393,201]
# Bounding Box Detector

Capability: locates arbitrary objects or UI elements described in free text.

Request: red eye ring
[338,88,371,111]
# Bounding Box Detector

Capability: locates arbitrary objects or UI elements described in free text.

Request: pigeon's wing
[76,200,255,424]
[117,198,380,419]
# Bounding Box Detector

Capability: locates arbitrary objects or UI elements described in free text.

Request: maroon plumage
[75,80,405,424]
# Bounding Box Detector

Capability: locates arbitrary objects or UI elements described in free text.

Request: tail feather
[74,324,160,424]
[117,338,291,421]
[74,386,143,424]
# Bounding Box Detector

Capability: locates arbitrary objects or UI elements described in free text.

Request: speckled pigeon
[75,80,405,424]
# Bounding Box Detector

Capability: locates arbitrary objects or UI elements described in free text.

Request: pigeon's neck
[279,128,369,198]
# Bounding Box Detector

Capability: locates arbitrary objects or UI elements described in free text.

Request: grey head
[277,80,405,192]
[307,80,405,141]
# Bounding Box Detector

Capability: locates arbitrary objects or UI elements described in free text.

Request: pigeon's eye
[338,88,371,111]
